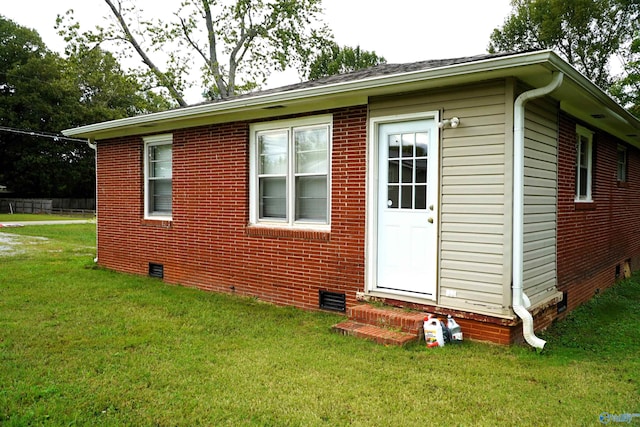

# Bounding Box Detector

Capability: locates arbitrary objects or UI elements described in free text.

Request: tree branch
[103,0,187,106]
[201,0,227,97]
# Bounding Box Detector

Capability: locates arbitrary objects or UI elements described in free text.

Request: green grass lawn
[1,225,638,426]
[0,213,95,222]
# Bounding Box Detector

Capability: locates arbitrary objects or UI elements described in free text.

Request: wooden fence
[0,198,96,214]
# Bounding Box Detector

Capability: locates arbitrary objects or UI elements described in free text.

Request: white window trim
[144,134,173,221]
[575,125,594,202]
[249,114,332,230]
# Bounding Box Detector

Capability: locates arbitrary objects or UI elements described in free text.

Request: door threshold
[358,290,437,306]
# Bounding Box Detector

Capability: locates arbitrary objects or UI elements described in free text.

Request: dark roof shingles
[189,51,519,107]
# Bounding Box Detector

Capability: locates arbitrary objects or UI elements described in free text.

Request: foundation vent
[557,290,568,314]
[149,263,164,279]
[319,290,346,312]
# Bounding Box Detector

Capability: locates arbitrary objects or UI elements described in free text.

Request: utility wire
[0,126,87,143]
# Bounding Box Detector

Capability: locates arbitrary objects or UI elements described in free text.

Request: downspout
[513,71,563,350]
[88,139,98,263]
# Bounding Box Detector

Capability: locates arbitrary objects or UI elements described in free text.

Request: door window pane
[415,132,428,157]
[416,159,427,183]
[388,160,400,183]
[401,185,412,209]
[389,134,400,158]
[402,159,413,183]
[402,133,414,157]
[387,185,399,209]
[415,185,427,210]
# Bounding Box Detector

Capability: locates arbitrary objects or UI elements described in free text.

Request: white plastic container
[447,315,463,342]
[423,315,445,347]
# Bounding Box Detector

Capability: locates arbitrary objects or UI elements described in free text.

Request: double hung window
[575,125,593,202]
[617,145,628,183]
[250,115,331,227]
[144,134,173,219]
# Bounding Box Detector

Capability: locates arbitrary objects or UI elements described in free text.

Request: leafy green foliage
[0,16,89,197]
[610,32,640,117]
[307,43,386,80]
[489,0,640,89]
[0,16,169,197]
[57,0,334,103]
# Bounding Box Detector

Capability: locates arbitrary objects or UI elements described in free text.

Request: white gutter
[513,71,564,350]
[87,139,98,263]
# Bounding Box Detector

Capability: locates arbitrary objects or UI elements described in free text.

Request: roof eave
[62,50,559,140]
[543,54,640,147]
[63,50,640,146]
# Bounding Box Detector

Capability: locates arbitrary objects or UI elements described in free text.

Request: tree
[307,43,386,80]
[488,0,640,89]
[0,16,77,196]
[57,0,334,104]
[610,32,640,117]
[0,16,168,197]
[64,44,173,124]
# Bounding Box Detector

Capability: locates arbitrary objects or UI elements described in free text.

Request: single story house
[64,50,640,347]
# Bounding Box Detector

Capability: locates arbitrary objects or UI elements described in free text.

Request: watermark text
[599,412,640,424]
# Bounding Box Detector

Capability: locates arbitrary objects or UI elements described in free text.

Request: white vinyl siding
[370,81,511,316]
[522,97,559,306]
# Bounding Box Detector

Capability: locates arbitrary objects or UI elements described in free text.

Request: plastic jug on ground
[423,314,445,347]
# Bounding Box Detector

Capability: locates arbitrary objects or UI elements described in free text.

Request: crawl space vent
[149,263,164,279]
[319,290,346,312]
[557,291,568,314]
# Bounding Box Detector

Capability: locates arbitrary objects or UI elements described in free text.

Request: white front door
[375,117,439,298]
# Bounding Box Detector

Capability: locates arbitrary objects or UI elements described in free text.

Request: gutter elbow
[513,304,546,350]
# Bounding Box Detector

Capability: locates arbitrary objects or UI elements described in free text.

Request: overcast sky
[2,0,513,103]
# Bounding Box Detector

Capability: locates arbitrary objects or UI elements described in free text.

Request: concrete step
[332,321,419,346]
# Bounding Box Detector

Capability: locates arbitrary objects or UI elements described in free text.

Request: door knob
[428,218,434,223]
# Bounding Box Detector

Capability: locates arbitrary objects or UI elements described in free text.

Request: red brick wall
[96,105,640,344]
[96,106,367,310]
[556,112,640,314]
